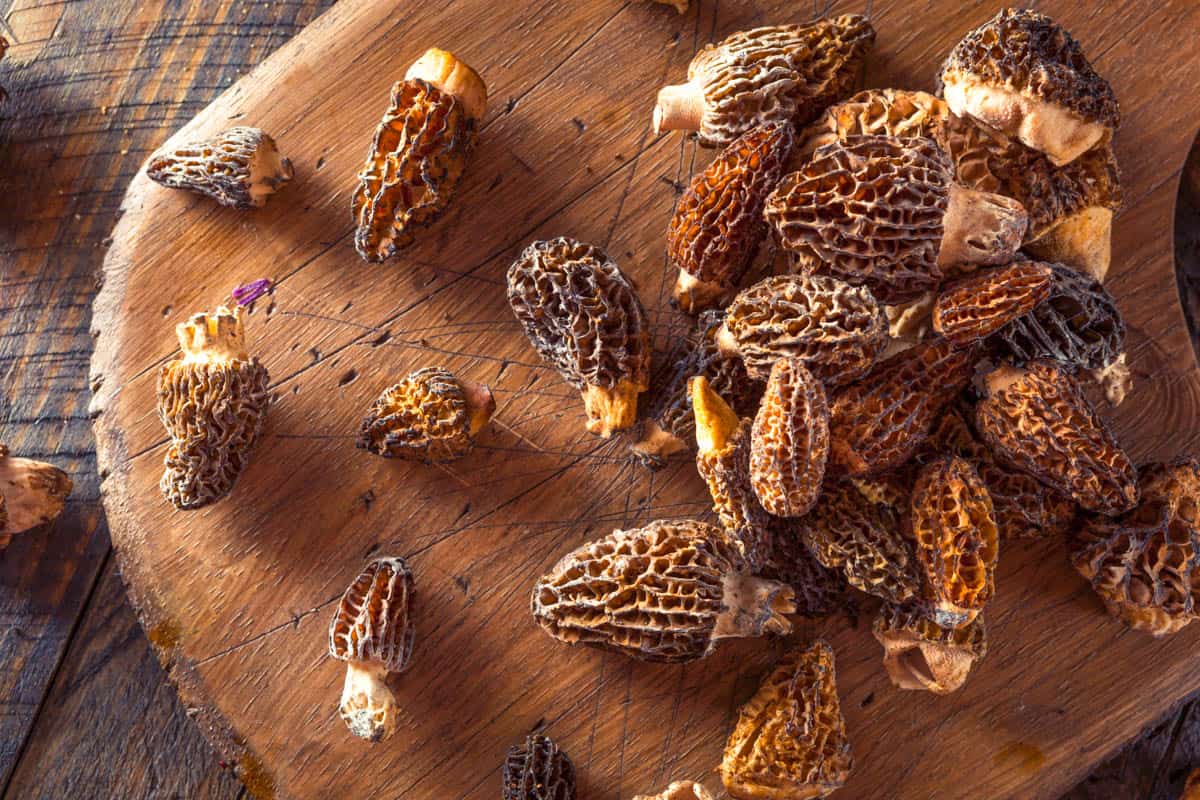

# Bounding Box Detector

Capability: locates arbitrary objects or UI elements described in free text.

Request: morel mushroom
[692,376,772,570]
[357,367,495,462]
[502,733,576,800]
[0,444,73,549]
[796,88,949,164]
[932,262,1054,346]
[765,136,1028,303]
[761,515,848,619]
[1071,460,1200,636]
[873,603,988,695]
[653,17,875,148]
[938,8,1119,166]
[146,126,293,209]
[720,640,852,800]
[975,361,1137,515]
[531,519,794,663]
[508,237,651,437]
[670,122,795,313]
[328,557,415,742]
[634,782,715,800]
[157,306,269,510]
[750,359,829,518]
[353,48,487,261]
[717,274,887,385]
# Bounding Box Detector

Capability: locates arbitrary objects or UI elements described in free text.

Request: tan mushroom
[0,444,73,549]
[146,126,293,209]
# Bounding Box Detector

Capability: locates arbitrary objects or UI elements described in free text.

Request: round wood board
[90,1,1200,798]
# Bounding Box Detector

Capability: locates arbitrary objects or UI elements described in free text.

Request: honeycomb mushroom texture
[719,640,852,800]
[828,337,978,476]
[353,48,487,262]
[1071,460,1200,636]
[989,262,1125,371]
[911,456,999,627]
[633,782,716,800]
[751,359,829,518]
[933,262,1054,345]
[146,126,293,210]
[873,603,988,695]
[508,237,651,437]
[761,515,850,619]
[801,478,922,606]
[669,122,795,313]
[531,519,795,663]
[718,274,887,385]
[328,557,415,742]
[795,88,950,165]
[653,17,875,148]
[157,306,269,510]
[938,8,1120,167]
[502,734,576,800]
[357,367,495,462]
[975,361,1137,515]
[0,444,73,550]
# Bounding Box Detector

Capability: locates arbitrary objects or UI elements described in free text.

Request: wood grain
[86,1,1200,799]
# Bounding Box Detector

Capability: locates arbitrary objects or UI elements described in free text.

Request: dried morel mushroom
[975,361,1137,515]
[720,640,852,800]
[717,274,887,385]
[765,136,1028,303]
[146,126,293,209]
[328,557,415,742]
[157,306,269,510]
[828,337,977,476]
[1071,460,1200,636]
[353,48,487,261]
[508,237,651,438]
[910,456,999,627]
[989,262,1124,371]
[669,122,795,313]
[357,367,495,462]
[932,262,1053,345]
[873,603,987,695]
[796,88,950,164]
[802,478,921,606]
[653,17,876,147]
[760,515,848,619]
[633,310,762,468]
[531,519,794,663]
[750,359,829,518]
[692,376,771,570]
[938,8,1119,166]
[502,733,576,800]
[634,782,715,800]
[0,444,73,549]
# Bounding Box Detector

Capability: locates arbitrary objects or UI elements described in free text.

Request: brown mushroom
[932,262,1054,346]
[634,782,715,800]
[146,126,293,209]
[796,88,949,164]
[357,367,494,462]
[760,515,849,619]
[750,359,830,518]
[0,444,73,549]
[502,733,576,800]
[873,603,988,694]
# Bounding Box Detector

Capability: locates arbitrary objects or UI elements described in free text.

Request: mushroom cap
[795,88,950,165]
[0,446,73,544]
[328,556,416,673]
[502,734,576,800]
[750,359,830,518]
[146,126,293,209]
[357,366,494,462]
[932,261,1054,345]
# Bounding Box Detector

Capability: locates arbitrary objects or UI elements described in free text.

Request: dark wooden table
[0,2,1197,798]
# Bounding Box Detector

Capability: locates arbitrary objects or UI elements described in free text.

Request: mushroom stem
[672,269,730,314]
[582,380,642,438]
[405,47,488,123]
[714,323,740,358]
[177,306,249,364]
[689,376,740,455]
[1025,206,1112,282]
[712,573,796,641]
[459,378,497,437]
[246,138,294,207]
[630,420,690,469]
[881,636,973,695]
[653,81,705,135]
[340,659,399,742]
[937,184,1028,267]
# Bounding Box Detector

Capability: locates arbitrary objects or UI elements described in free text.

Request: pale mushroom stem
[246,138,294,207]
[405,47,488,123]
[340,660,399,743]
[630,420,690,468]
[673,269,730,315]
[712,573,796,641]
[177,306,249,364]
[938,184,1028,267]
[1025,206,1112,282]
[689,376,739,454]
[653,81,706,135]
[582,380,642,438]
[460,378,497,436]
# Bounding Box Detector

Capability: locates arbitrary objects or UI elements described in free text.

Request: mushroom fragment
[1071,460,1200,636]
[654,17,876,148]
[796,88,949,163]
[975,361,1137,515]
[883,292,937,355]
[328,557,415,742]
[352,48,487,261]
[157,306,269,510]
[669,122,795,313]
[146,126,293,209]
[765,136,1027,303]
[357,367,495,462]
[717,274,887,385]
[873,603,987,694]
[531,519,794,662]
[719,640,852,800]
[910,456,999,627]
[0,444,73,549]
[933,262,1054,345]
[502,733,576,800]
[750,359,829,518]
[761,515,848,619]
[634,782,715,800]
[938,8,1120,166]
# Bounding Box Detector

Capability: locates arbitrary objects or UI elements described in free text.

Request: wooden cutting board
[88,1,1200,798]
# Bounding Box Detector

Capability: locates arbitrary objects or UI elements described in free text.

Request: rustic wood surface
[0,0,1196,798]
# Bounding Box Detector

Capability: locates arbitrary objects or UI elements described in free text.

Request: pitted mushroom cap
[502,733,576,800]
[357,367,494,463]
[795,88,950,164]
[146,126,293,209]
[328,557,416,672]
[750,359,830,518]
[933,261,1054,345]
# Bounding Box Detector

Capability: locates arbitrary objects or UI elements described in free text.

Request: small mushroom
[750,359,830,518]
[873,603,988,694]
[502,733,576,800]
[0,444,73,549]
[328,557,415,742]
[357,367,495,462]
[146,126,293,209]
